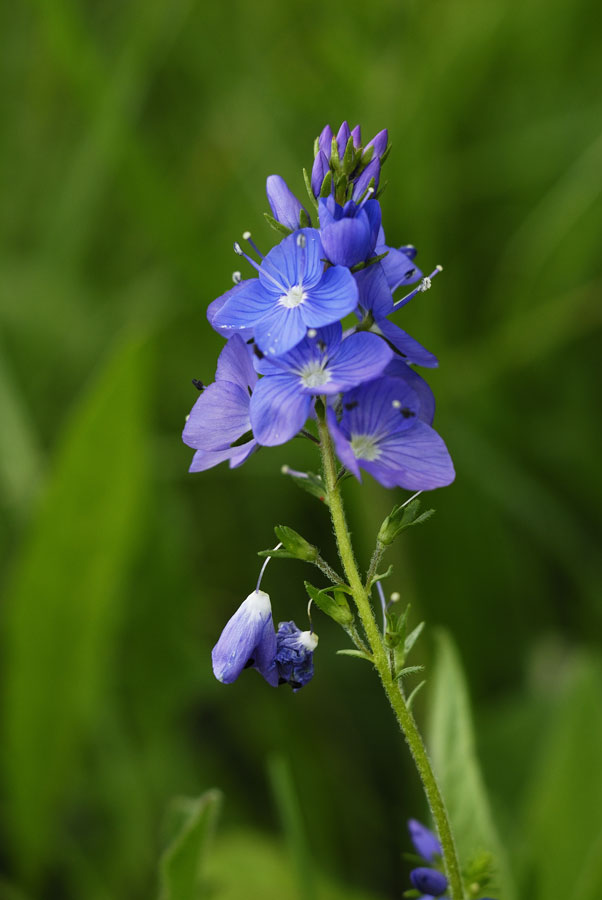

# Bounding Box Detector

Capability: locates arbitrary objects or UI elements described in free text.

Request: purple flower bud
[365,128,388,160]
[311,150,330,197]
[336,120,351,158]
[408,819,443,862]
[350,124,362,148]
[352,158,381,201]
[410,867,448,896]
[318,124,333,158]
[266,175,307,231]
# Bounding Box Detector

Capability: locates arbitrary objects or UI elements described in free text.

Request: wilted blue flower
[211,589,278,686]
[275,621,318,690]
[182,334,258,472]
[319,196,381,268]
[211,228,358,356]
[266,175,308,231]
[327,375,455,491]
[410,867,448,897]
[249,323,392,446]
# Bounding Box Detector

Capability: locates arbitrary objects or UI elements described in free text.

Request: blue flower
[327,374,455,491]
[211,228,358,357]
[266,174,308,231]
[319,196,382,268]
[182,334,258,472]
[249,323,393,446]
[410,867,448,897]
[408,818,443,862]
[375,228,423,293]
[275,621,318,690]
[211,589,278,686]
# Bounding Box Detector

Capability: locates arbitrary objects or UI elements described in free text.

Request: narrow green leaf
[368,563,393,586]
[404,622,425,657]
[2,335,150,875]
[336,649,373,662]
[264,212,292,236]
[158,791,222,900]
[305,582,353,627]
[406,680,426,710]
[267,756,316,900]
[395,665,425,679]
[428,630,515,900]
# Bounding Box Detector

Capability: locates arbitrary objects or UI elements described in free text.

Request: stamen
[390,591,401,602]
[192,378,205,392]
[256,541,283,592]
[232,271,242,284]
[307,328,317,338]
[376,581,387,632]
[243,231,265,259]
[392,266,443,313]
[234,240,284,292]
[392,399,402,408]
[281,465,309,478]
[297,231,307,289]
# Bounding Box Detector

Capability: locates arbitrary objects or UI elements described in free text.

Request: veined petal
[354,264,394,318]
[213,278,274,330]
[188,440,257,473]
[211,590,277,685]
[385,359,435,424]
[266,175,307,231]
[250,373,312,446]
[215,334,257,388]
[379,246,422,292]
[363,420,455,491]
[339,376,421,440]
[208,283,256,338]
[362,199,382,250]
[374,318,438,368]
[325,332,393,392]
[253,303,308,357]
[260,228,324,293]
[255,322,343,377]
[183,381,251,450]
[302,265,359,326]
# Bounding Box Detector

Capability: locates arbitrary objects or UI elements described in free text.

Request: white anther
[307,328,317,338]
[392,399,402,408]
[435,264,443,272]
[390,591,400,602]
[365,186,375,197]
[420,277,432,292]
[296,233,306,248]
[281,465,290,474]
[242,231,252,240]
[233,242,243,255]
[232,271,242,284]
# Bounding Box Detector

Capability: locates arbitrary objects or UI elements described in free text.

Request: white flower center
[350,433,381,461]
[279,284,307,308]
[300,360,331,388]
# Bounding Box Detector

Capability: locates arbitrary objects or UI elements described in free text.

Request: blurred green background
[1,0,601,898]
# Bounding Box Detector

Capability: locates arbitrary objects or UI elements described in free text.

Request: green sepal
[406,680,426,710]
[282,467,329,505]
[377,498,435,546]
[330,134,340,169]
[302,167,319,212]
[464,850,496,896]
[404,621,425,656]
[380,142,392,164]
[305,581,354,627]
[336,649,373,662]
[313,136,320,158]
[395,664,425,680]
[299,207,312,228]
[275,525,319,562]
[319,170,332,198]
[360,145,374,166]
[341,135,356,173]
[264,212,293,237]
[350,250,389,273]
[367,563,393,588]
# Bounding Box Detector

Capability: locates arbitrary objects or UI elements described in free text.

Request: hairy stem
[316,408,465,900]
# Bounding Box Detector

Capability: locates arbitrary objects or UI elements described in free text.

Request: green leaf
[336,649,373,662]
[377,498,435,546]
[405,680,426,710]
[404,622,425,657]
[519,655,602,900]
[263,212,292,236]
[395,665,425,679]
[158,790,222,900]
[427,630,515,900]
[2,334,150,875]
[281,467,329,505]
[368,563,393,587]
[274,525,319,562]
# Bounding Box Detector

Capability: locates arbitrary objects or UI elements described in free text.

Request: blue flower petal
[311,150,330,196]
[364,128,388,159]
[213,278,275,330]
[266,175,307,231]
[183,381,252,451]
[326,332,392,392]
[354,264,394,319]
[208,283,257,338]
[212,590,277,686]
[188,440,258,472]
[362,420,455,491]
[336,120,351,158]
[379,246,422,293]
[385,359,436,425]
[215,334,257,388]
[326,407,362,481]
[353,158,380,200]
[350,124,362,147]
[375,318,438,368]
[320,215,372,267]
[318,124,333,158]
[302,265,359,325]
[250,373,312,446]
[253,303,308,357]
[260,228,324,293]
[275,621,318,690]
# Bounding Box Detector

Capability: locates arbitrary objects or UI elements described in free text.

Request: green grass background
[1,0,601,897]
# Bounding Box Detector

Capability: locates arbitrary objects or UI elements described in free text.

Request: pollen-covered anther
[390,591,400,602]
[242,230,252,240]
[232,270,242,284]
[233,242,243,256]
[392,399,402,408]
[307,328,317,338]
[420,277,432,292]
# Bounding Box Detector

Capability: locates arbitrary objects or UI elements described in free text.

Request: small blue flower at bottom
[275,621,318,691]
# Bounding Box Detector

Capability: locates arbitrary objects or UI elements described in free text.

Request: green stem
[316,408,465,900]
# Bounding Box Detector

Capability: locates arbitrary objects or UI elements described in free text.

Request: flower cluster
[406,820,495,900]
[183,121,454,493]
